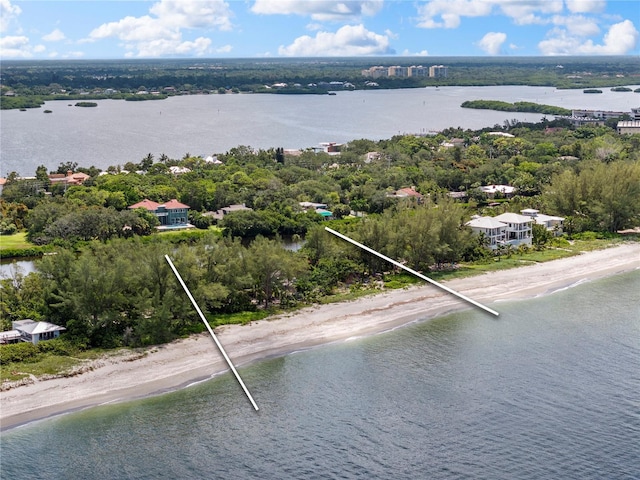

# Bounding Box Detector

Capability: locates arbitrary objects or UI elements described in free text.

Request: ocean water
[1,270,639,479]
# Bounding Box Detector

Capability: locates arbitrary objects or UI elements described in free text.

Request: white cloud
[0,35,32,58]
[415,0,569,28]
[133,36,212,57]
[564,0,606,14]
[278,24,393,56]
[42,28,66,42]
[499,0,563,26]
[63,51,85,59]
[252,0,383,21]
[149,0,233,30]
[539,19,638,55]
[577,19,638,54]
[216,44,233,53]
[0,0,21,33]
[402,49,429,56]
[552,14,599,37]
[477,31,507,55]
[416,0,493,29]
[87,0,232,57]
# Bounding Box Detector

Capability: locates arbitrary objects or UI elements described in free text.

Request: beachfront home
[493,212,533,247]
[128,199,190,228]
[0,320,66,345]
[466,216,506,249]
[466,212,533,250]
[520,209,565,236]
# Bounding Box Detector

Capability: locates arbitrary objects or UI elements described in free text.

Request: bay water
[1,270,638,479]
[1,85,638,177]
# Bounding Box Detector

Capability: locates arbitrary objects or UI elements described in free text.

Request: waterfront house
[128,198,190,227]
[465,216,507,249]
[520,209,564,236]
[493,212,533,247]
[466,212,533,250]
[1,320,66,345]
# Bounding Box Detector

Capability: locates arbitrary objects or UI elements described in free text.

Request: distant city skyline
[1,0,638,59]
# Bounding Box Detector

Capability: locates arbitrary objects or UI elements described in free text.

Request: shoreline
[1,243,639,431]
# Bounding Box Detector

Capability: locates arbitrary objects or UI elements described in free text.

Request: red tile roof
[397,188,423,198]
[162,199,190,209]
[128,198,190,211]
[128,199,161,211]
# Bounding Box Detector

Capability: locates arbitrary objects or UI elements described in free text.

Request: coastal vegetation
[74,102,98,107]
[0,56,637,109]
[1,116,639,371]
[460,100,571,115]
[610,87,632,92]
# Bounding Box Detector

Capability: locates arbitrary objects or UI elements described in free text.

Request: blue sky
[1,1,638,59]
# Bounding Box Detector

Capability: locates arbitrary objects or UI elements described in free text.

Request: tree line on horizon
[1,57,637,109]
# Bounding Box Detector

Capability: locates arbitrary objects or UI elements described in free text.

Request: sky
[0,0,638,59]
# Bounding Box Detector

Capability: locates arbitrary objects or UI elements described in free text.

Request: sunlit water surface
[1,270,639,479]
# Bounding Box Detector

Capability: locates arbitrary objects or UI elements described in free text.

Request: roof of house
[169,166,191,175]
[128,199,189,211]
[12,320,66,335]
[129,199,161,211]
[534,214,564,222]
[161,199,190,209]
[395,187,424,198]
[480,184,516,194]
[48,171,91,185]
[466,217,507,229]
[617,120,640,128]
[0,330,21,342]
[520,208,539,215]
[494,212,532,224]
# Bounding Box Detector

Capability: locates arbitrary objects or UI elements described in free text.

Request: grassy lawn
[0,232,32,251]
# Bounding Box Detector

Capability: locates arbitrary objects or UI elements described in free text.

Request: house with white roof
[493,212,533,247]
[466,212,533,250]
[480,184,516,199]
[1,320,66,345]
[520,209,564,236]
[466,216,506,249]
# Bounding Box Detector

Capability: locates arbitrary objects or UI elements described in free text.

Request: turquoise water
[1,271,639,479]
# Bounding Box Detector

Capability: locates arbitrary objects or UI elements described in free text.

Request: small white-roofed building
[520,209,564,236]
[8,320,66,345]
[480,184,516,199]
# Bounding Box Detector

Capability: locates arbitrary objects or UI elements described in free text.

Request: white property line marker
[324,227,499,317]
[165,255,260,411]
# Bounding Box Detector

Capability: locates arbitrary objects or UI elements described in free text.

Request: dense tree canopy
[2,116,639,350]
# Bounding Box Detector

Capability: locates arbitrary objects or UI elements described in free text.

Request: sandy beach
[2,243,639,430]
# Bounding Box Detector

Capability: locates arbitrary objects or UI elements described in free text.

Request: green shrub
[0,342,40,364]
[36,338,76,356]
